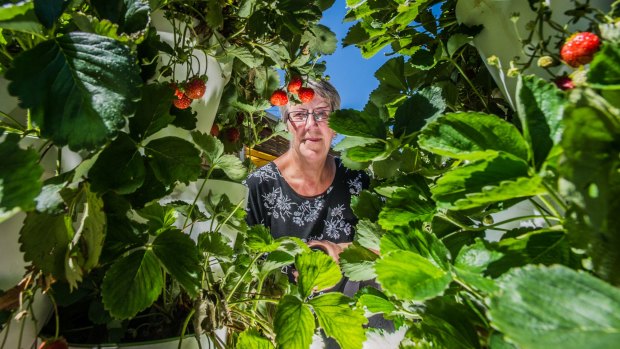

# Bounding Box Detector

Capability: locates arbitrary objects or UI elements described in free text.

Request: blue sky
[319,0,392,111]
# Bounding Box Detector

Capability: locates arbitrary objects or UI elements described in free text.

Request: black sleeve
[244,175,269,228]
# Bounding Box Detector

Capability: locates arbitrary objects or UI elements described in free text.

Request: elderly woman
[244,79,369,263]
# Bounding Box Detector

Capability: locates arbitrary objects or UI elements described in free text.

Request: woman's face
[285,94,336,162]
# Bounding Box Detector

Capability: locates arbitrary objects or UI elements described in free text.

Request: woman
[244,79,369,265]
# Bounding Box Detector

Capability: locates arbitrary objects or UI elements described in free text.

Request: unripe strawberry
[270,90,288,106]
[287,76,303,94]
[185,77,206,99]
[173,94,192,109]
[226,128,240,143]
[560,32,601,68]
[554,76,575,90]
[298,87,315,104]
[210,123,219,137]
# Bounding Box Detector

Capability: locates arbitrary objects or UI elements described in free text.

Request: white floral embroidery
[262,187,295,222]
[292,199,325,226]
[348,173,363,195]
[323,204,352,239]
[246,163,279,184]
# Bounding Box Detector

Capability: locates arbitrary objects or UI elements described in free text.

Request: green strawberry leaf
[516,75,566,169]
[130,83,175,141]
[419,112,529,162]
[274,295,315,349]
[102,249,163,319]
[89,132,145,194]
[191,131,224,165]
[33,0,67,28]
[152,229,201,297]
[353,219,383,251]
[144,136,201,186]
[339,244,378,281]
[0,1,43,34]
[5,32,141,150]
[296,251,342,299]
[329,109,387,139]
[377,185,435,230]
[375,250,452,301]
[431,153,545,210]
[259,250,295,278]
[197,232,233,257]
[356,286,395,314]
[237,329,275,349]
[488,265,620,349]
[246,224,279,253]
[19,212,71,279]
[588,42,620,89]
[90,0,150,35]
[135,202,176,235]
[213,154,247,181]
[394,86,446,137]
[0,134,43,220]
[302,24,337,55]
[379,223,451,270]
[309,293,368,349]
[76,184,106,271]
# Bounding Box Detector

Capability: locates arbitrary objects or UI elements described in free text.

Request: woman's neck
[275,151,335,196]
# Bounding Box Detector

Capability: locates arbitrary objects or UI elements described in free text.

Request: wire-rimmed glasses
[286,109,331,123]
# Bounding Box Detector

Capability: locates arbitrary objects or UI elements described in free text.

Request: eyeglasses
[287,109,331,123]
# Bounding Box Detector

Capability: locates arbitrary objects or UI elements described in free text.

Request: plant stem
[177,308,196,349]
[225,254,261,303]
[183,167,215,230]
[0,111,25,130]
[48,294,60,339]
[228,297,278,305]
[0,317,11,349]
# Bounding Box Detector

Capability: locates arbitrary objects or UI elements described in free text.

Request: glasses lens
[288,112,307,123]
[315,110,330,121]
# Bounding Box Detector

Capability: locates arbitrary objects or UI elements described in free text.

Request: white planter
[38,331,226,349]
[455,0,614,109]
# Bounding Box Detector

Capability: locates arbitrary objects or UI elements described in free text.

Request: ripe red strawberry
[270,90,288,106]
[173,94,192,109]
[170,83,184,99]
[185,77,206,99]
[298,87,315,104]
[287,76,303,94]
[560,32,601,68]
[38,338,68,349]
[226,128,240,143]
[554,76,575,90]
[210,123,219,137]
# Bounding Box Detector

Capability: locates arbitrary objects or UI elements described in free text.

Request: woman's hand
[306,240,351,263]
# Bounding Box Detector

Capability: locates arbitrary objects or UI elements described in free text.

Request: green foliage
[5,33,141,150]
[488,265,620,349]
[0,134,43,220]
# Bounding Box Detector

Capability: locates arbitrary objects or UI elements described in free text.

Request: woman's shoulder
[334,157,370,195]
[243,161,281,187]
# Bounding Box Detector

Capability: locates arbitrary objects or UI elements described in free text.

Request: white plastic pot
[36,331,225,349]
[455,0,614,109]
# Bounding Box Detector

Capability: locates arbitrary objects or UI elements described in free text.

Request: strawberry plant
[330,0,620,348]
[0,0,366,348]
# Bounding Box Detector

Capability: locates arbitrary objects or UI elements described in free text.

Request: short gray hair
[278,79,341,122]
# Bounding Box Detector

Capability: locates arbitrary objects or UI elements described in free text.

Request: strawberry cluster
[269,75,315,106]
[171,76,207,109]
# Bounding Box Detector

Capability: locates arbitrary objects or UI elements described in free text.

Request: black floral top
[243,157,369,243]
